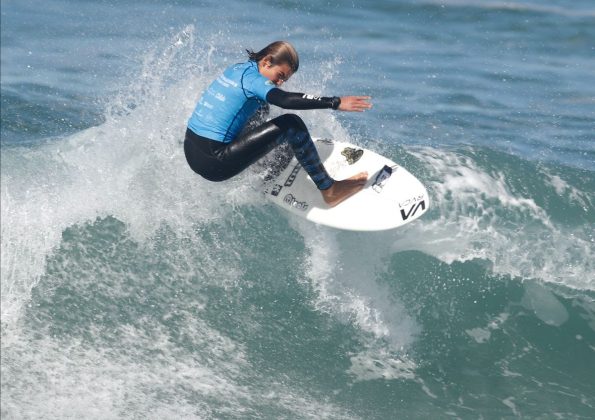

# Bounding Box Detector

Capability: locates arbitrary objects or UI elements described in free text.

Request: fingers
[339,96,373,112]
[350,98,372,112]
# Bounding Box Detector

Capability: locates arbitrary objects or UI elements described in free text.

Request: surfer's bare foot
[321,172,368,207]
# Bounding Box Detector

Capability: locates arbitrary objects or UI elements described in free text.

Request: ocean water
[1,0,594,418]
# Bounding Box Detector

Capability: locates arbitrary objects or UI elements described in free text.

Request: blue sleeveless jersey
[187,61,276,143]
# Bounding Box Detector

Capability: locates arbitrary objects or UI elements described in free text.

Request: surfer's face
[259,61,293,86]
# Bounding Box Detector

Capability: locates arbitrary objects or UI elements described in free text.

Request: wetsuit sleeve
[266,88,341,110]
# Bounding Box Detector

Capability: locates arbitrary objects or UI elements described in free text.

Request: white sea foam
[347,347,417,381]
[0,27,257,332]
[298,220,419,346]
[395,147,595,292]
[2,317,356,419]
[542,170,593,211]
[502,396,520,417]
[466,312,510,343]
[291,219,420,382]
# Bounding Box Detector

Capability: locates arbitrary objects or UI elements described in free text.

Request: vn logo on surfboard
[398,195,426,221]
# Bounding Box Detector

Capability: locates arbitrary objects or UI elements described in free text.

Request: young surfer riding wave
[184,41,372,207]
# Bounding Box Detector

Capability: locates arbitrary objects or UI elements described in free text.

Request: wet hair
[246,41,299,73]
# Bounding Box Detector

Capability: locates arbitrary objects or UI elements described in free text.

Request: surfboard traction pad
[341,147,364,165]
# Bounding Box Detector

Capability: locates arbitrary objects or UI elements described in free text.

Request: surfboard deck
[264,139,429,231]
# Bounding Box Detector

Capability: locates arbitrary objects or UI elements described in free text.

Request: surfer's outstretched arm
[266,88,372,112]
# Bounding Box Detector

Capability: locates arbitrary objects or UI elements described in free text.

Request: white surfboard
[264,139,429,231]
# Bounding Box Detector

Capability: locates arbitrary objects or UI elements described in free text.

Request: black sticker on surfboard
[284,164,301,187]
[341,147,364,165]
[400,200,426,220]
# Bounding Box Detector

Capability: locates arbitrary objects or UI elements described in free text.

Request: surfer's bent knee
[272,113,308,134]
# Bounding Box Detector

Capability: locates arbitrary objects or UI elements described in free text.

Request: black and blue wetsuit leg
[184,114,334,189]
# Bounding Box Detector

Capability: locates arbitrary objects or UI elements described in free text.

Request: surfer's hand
[338,96,372,112]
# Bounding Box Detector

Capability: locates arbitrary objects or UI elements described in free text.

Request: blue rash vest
[187,61,276,143]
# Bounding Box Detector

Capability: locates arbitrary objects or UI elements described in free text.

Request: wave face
[2,0,594,418]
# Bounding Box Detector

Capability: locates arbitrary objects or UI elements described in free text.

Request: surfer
[184,41,372,207]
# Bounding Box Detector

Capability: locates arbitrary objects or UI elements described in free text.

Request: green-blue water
[2,1,594,418]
